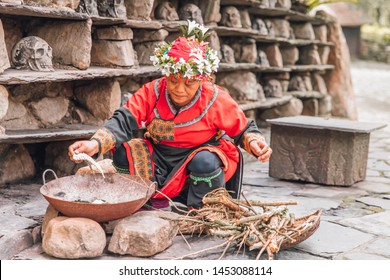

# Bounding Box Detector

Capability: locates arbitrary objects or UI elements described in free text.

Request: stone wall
[0,0,349,184]
[360,40,390,64]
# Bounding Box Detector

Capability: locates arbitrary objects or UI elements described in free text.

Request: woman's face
[166,75,202,107]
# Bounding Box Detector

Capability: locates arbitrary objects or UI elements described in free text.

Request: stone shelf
[91,16,126,26]
[123,19,163,30]
[220,0,258,6]
[0,124,98,144]
[159,20,187,32]
[239,96,292,111]
[287,11,329,25]
[212,26,285,44]
[282,39,333,47]
[219,63,290,73]
[0,2,88,20]
[0,66,161,85]
[288,90,327,99]
[288,64,335,72]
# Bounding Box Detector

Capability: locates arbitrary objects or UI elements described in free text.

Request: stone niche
[132,29,169,66]
[91,26,136,68]
[125,0,155,20]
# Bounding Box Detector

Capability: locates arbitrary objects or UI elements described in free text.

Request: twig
[173,240,230,260]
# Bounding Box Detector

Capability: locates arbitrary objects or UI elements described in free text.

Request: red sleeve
[124,79,159,127]
[211,85,249,138]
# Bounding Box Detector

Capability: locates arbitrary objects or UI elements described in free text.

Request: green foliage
[361,24,390,44]
[296,0,357,11]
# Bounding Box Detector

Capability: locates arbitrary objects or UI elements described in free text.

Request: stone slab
[334,252,388,260]
[268,116,387,133]
[291,186,368,199]
[337,211,390,237]
[16,196,48,218]
[296,221,374,257]
[354,181,390,194]
[0,230,33,260]
[0,215,38,236]
[356,197,390,210]
[364,237,390,258]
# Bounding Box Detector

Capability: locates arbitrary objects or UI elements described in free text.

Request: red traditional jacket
[91,77,264,199]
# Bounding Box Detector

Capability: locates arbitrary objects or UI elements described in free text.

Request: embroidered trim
[127,139,154,179]
[91,128,116,155]
[153,83,219,129]
[112,163,130,174]
[145,118,175,144]
[190,169,223,188]
[242,133,266,156]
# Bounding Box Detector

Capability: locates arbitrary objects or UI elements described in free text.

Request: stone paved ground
[1,60,390,260]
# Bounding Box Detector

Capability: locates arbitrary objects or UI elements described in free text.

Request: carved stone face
[155,1,179,21]
[288,75,306,91]
[220,6,242,28]
[257,50,270,67]
[179,3,203,24]
[97,0,126,18]
[221,44,235,63]
[11,36,54,72]
[252,19,268,35]
[265,20,275,37]
[77,0,98,16]
[264,79,283,98]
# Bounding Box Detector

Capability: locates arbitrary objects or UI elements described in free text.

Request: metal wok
[40,170,156,222]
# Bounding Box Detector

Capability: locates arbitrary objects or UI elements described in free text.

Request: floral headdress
[150,20,220,80]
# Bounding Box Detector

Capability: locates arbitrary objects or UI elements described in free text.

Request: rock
[30,97,69,126]
[0,230,33,260]
[24,0,80,9]
[217,71,265,102]
[44,140,84,177]
[318,45,330,64]
[318,95,332,117]
[313,25,327,42]
[108,211,179,256]
[1,18,23,66]
[76,158,116,175]
[260,97,303,119]
[72,107,104,126]
[74,79,121,120]
[0,145,36,185]
[239,9,251,29]
[205,30,221,59]
[47,82,73,98]
[9,83,46,103]
[198,1,221,24]
[280,46,299,66]
[41,205,61,238]
[91,39,135,67]
[132,29,168,44]
[95,26,133,41]
[272,19,291,38]
[134,41,164,65]
[0,19,10,73]
[29,19,92,70]
[0,85,9,120]
[325,16,357,119]
[32,226,42,244]
[312,73,327,94]
[42,217,106,259]
[302,98,318,116]
[0,126,4,135]
[124,0,154,20]
[291,22,315,40]
[276,0,291,9]
[1,100,40,130]
[299,45,321,65]
[261,44,283,67]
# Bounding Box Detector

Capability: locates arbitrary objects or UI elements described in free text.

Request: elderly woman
[68,21,272,209]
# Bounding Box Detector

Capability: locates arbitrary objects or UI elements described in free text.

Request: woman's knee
[188,150,222,174]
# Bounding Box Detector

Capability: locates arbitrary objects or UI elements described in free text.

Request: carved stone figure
[257,50,270,67]
[259,0,269,7]
[179,3,203,24]
[264,79,283,98]
[97,0,126,18]
[77,0,98,16]
[11,36,54,72]
[276,0,292,9]
[265,20,275,37]
[154,1,179,21]
[252,18,268,36]
[221,44,235,63]
[220,6,242,28]
[288,75,306,91]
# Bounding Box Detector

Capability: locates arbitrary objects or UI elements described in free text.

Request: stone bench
[267,116,387,186]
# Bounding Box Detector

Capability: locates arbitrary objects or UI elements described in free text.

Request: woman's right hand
[68,140,99,163]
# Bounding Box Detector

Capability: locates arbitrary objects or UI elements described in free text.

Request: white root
[73,153,105,178]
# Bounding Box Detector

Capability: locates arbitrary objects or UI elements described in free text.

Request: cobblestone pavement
[1,60,390,260]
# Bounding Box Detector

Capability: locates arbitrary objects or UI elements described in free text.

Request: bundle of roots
[174,188,321,260]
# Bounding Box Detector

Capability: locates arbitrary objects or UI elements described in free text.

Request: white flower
[187,20,200,34]
[198,25,209,36]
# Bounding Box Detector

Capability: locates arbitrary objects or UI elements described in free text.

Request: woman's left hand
[250,140,273,162]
